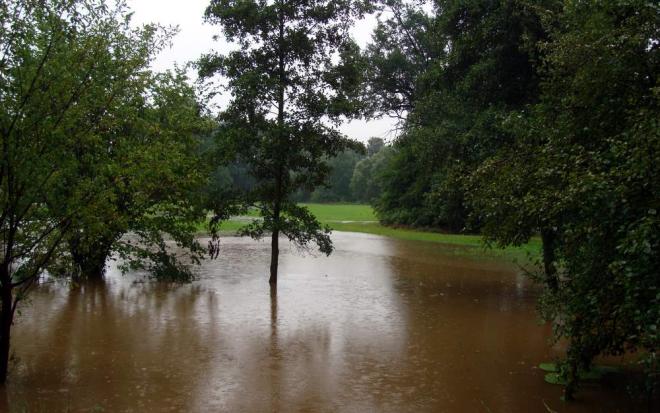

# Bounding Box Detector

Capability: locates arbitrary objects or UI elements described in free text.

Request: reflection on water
[3,232,640,412]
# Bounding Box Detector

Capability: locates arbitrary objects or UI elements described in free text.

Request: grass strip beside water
[197,203,540,259]
[329,221,540,259]
[241,203,377,222]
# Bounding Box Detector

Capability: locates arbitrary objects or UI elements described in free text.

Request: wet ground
[2,232,642,412]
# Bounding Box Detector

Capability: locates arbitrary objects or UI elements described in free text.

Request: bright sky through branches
[125,0,397,143]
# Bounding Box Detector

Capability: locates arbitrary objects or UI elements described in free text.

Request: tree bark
[69,234,114,280]
[268,0,285,286]
[0,278,13,384]
[541,228,559,292]
[71,247,109,280]
[269,228,279,284]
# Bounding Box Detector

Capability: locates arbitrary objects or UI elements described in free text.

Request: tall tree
[62,70,212,282]
[199,0,368,284]
[366,137,385,156]
[350,143,393,203]
[362,0,437,122]
[367,0,549,231]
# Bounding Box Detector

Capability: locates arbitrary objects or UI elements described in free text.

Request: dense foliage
[286,138,387,202]
[466,0,659,398]
[208,137,390,205]
[365,0,659,399]
[0,0,210,382]
[366,0,548,231]
[350,139,393,203]
[59,69,211,283]
[295,149,365,202]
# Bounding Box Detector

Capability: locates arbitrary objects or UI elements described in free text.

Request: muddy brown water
[1,232,642,412]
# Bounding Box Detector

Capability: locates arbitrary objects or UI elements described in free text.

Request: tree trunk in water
[72,251,108,280]
[269,229,279,285]
[69,235,113,280]
[269,1,284,287]
[0,283,13,384]
[541,229,559,292]
[563,355,579,401]
[270,283,278,343]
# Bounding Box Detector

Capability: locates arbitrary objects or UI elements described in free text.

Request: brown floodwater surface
[2,232,641,412]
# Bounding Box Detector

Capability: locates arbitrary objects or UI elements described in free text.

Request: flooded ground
[2,232,643,412]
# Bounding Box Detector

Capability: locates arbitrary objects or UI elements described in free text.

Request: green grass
[329,221,541,258]
[242,203,376,222]
[299,203,377,222]
[198,203,540,259]
[329,221,483,245]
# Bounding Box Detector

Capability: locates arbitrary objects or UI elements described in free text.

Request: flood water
[2,232,642,412]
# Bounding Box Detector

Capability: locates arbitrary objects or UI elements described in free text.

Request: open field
[299,203,378,222]
[199,203,540,259]
[240,203,377,222]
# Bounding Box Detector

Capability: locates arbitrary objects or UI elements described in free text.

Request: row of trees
[209,137,389,204]
[363,0,658,399]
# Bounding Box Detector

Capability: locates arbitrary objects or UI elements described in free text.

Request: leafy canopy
[199,0,368,257]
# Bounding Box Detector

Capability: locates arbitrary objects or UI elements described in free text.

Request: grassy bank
[199,203,540,259]
[328,221,540,258]
[298,203,377,222]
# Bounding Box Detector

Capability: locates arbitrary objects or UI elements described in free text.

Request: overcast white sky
[125,0,397,143]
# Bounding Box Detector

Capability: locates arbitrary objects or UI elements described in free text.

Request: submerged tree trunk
[269,228,279,284]
[269,1,285,286]
[69,234,115,280]
[71,248,109,280]
[0,275,13,384]
[541,228,559,292]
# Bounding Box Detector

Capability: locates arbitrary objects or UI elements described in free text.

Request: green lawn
[242,203,376,222]
[299,203,377,222]
[198,203,540,259]
[328,221,540,259]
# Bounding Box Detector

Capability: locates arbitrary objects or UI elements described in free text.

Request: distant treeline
[209,137,392,204]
